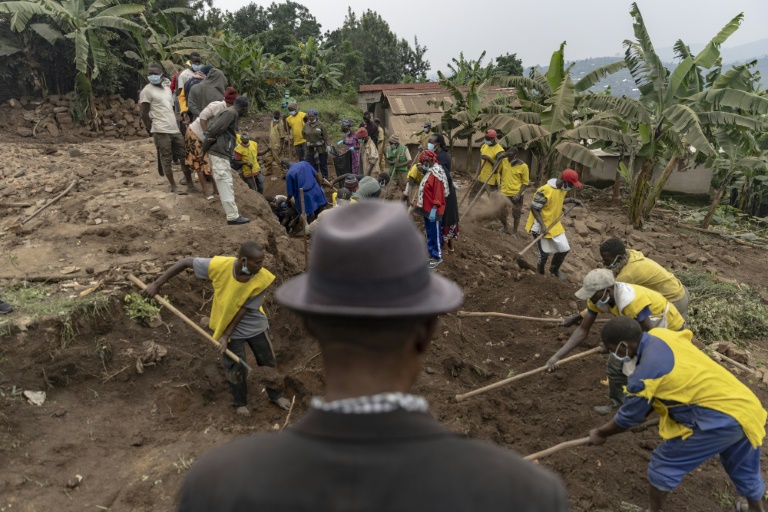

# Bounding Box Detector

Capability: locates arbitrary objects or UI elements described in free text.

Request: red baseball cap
[485,129,498,139]
[561,169,582,188]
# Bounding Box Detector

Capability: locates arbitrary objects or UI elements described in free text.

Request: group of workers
[161,200,765,512]
[138,61,765,510]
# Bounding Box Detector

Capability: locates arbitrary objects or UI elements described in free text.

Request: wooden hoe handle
[127,274,252,372]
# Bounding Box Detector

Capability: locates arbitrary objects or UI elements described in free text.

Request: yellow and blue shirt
[616,250,686,303]
[586,282,685,331]
[615,328,766,448]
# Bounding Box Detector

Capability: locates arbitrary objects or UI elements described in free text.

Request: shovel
[516,203,578,271]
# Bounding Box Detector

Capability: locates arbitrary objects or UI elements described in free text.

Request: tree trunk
[628,159,654,228]
[641,156,680,220]
[701,186,726,229]
[613,148,625,203]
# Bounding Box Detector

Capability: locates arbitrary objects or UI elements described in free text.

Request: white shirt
[188,100,227,140]
[139,83,179,134]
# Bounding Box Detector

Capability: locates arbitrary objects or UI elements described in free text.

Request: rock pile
[3,93,145,140]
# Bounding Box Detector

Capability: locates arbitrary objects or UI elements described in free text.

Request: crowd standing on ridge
[126,57,768,512]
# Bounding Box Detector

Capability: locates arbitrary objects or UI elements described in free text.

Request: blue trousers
[424,218,441,259]
[648,423,764,500]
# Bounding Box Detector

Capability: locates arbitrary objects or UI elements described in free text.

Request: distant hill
[533,48,767,99]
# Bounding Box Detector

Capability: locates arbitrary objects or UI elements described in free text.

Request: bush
[270,90,362,143]
[678,269,768,343]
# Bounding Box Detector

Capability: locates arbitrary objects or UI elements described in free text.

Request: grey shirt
[193,258,269,339]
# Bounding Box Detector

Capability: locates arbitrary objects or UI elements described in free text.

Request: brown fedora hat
[276,202,463,317]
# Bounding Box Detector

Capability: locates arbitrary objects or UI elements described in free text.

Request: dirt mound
[1,132,767,511]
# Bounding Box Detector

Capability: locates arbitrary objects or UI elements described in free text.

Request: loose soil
[1,120,767,512]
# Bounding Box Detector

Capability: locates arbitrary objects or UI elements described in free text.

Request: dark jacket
[177,409,568,512]
[187,68,227,117]
[204,108,239,159]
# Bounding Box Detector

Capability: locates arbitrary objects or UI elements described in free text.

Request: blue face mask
[289,110,297,116]
[241,264,253,276]
[484,139,494,146]
[191,64,202,72]
[147,75,162,85]
[427,143,435,151]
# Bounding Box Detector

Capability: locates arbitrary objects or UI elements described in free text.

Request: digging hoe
[516,203,578,271]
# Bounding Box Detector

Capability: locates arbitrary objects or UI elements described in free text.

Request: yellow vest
[586,282,685,331]
[269,119,285,148]
[234,136,260,177]
[208,256,275,340]
[525,181,566,238]
[631,328,766,448]
[178,88,188,113]
[616,250,686,302]
[478,143,505,185]
[500,161,530,197]
[286,111,307,146]
[407,164,423,183]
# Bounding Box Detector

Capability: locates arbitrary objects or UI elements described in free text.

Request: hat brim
[574,286,594,300]
[275,272,464,317]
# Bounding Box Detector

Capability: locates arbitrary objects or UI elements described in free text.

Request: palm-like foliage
[205,32,289,109]
[579,3,767,227]
[284,36,343,94]
[486,42,632,182]
[0,0,144,80]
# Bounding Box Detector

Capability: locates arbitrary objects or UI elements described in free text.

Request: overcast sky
[211,0,768,71]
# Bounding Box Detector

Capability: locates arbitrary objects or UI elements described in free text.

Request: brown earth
[1,123,767,512]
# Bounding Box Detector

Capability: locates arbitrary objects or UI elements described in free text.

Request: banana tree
[0,0,144,79]
[284,36,343,94]
[598,4,764,227]
[485,42,631,183]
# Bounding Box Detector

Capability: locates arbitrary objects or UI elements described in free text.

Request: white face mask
[484,139,494,146]
[562,184,572,192]
[606,254,621,269]
[595,289,611,312]
[622,356,638,376]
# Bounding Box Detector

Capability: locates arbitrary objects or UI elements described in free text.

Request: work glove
[428,207,437,223]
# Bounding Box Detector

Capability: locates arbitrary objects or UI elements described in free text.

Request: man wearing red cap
[471,129,505,198]
[524,169,583,280]
[356,127,379,176]
[414,150,449,268]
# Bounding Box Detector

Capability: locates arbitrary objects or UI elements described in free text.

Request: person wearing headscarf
[413,150,450,268]
[301,109,330,180]
[429,133,459,251]
[187,68,227,120]
[385,134,411,197]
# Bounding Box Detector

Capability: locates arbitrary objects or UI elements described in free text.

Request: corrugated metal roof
[385,91,453,115]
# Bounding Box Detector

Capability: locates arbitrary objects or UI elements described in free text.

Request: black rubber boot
[550,251,568,281]
[536,252,549,275]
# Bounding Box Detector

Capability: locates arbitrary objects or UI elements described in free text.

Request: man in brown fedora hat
[177,202,568,512]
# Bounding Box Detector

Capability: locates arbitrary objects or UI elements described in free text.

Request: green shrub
[678,269,768,343]
[123,293,163,321]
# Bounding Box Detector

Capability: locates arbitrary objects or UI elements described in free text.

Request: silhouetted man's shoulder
[178,411,568,512]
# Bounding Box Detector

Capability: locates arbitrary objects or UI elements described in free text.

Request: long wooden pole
[458,161,483,210]
[458,311,608,324]
[127,274,252,372]
[299,188,308,270]
[455,346,601,402]
[461,161,501,217]
[21,180,77,225]
[523,418,660,461]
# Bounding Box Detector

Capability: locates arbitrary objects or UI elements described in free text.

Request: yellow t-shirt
[632,328,766,448]
[207,256,275,340]
[616,250,686,302]
[500,161,530,197]
[586,282,684,331]
[234,136,260,177]
[524,179,567,238]
[407,164,423,183]
[478,143,505,185]
[286,111,307,146]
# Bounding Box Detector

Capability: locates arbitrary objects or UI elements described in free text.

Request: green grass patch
[0,284,111,348]
[678,269,768,344]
